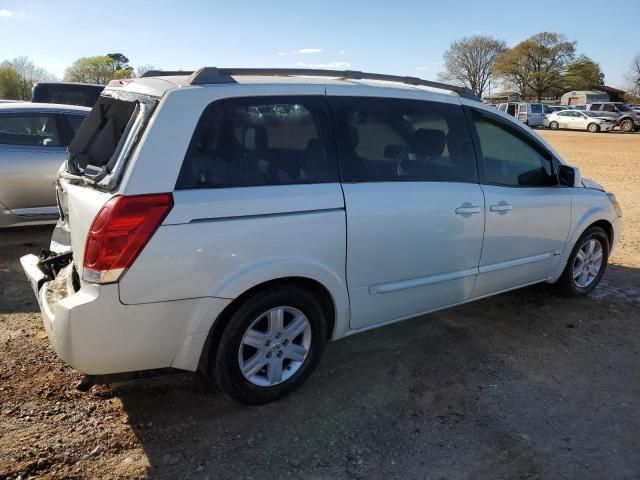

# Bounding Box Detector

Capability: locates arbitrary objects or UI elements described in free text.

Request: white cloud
[0,9,13,16]
[295,48,322,54]
[296,61,351,69]
[277,51,288,56]
[338,50,346,55]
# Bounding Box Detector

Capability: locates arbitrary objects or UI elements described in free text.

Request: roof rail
[140,70,195,78]
[141,67,480,100]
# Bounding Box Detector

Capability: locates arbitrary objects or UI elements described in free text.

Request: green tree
[494,32,576,100]
[64,56,117,84]
[564,55,604,91]
[438,35,507,98]
[0,66,21,99]
[0,56,56,100]
[107,53,134,78]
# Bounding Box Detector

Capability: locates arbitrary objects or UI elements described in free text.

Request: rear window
[68,96,138,172]
[176,96,337,189]
[32,84,103,107]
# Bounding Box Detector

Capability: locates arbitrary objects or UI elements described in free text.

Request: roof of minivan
[0,102,91,113]
[106,74,467,100]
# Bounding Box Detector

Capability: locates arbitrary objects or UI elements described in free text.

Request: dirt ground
[1,130,639,480]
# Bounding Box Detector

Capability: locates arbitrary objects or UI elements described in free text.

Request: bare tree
[625,54,640,98]
[438,35,507,98]
[135,64,158,77]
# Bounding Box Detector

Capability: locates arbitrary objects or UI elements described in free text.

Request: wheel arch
[198,276,342,376]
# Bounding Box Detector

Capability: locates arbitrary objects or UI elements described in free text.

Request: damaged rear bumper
[20,253,231,375]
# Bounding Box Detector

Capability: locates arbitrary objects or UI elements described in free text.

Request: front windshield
[615,103,631,111]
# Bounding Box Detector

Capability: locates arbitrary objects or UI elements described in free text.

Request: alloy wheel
[572,238,604,288]
[238,306,312,387]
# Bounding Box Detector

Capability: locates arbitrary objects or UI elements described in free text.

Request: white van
[21,68,622,405]
[497,102,550,127]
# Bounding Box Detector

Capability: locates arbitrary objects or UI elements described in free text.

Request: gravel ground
[1,130,639,480]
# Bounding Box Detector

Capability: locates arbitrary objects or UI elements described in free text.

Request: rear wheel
[554,226,609,297]
[549,121,559,130]
[214,285,329,405]
[587,122,599,133]
[620,118,634,132]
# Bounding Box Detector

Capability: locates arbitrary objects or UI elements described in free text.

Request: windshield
[615,103,632,112]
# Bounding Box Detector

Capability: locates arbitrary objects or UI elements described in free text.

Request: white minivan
[21,68,622,405]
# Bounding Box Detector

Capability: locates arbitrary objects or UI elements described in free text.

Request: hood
[581,177,605,191]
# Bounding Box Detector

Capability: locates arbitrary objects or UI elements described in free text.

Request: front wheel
[554,226,609,297]
[214,285,329,405]
[587,122,599,133]
[620,118,634,132]
[549,121,559,130]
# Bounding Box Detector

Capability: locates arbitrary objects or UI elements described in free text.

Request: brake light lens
[82,193,173,284]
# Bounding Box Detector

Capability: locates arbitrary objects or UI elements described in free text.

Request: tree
[135,64,158,77]
[564,55,604,91]
[107,53,134,78]
[494,32,576,101]
[625,54,640,99]
[64,56,117,84]
[438,35,507,98]
[0,66,21,99]
[0,56,56,100]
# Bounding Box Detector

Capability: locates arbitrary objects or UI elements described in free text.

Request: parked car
[496,102,546,127]
[549,105,569,112]
[586,102,640,132]
[572,104,587,110]
[0,103,90,228]
[544,110,616,133]
[32,82,104,108]
[21,68,622,405]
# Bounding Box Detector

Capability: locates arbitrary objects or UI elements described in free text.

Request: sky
[0,0,638,90]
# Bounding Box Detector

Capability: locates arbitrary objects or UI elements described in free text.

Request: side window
[590,103,601,111]
[471,110,555,187]
[602,104,616,112]
[0,114,62,147]
[176,96,337,189]
[330,96,477,183]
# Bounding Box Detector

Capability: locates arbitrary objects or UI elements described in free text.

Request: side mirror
[557,164,579,187]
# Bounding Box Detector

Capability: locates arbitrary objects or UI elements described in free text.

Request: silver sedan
[544,110,616,133]
[0,103,90,228]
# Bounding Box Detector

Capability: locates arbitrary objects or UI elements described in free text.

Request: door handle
[490,203,513,212]
[455,205,481,215]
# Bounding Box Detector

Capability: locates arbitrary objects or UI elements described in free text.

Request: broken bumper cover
[20,254,231,375]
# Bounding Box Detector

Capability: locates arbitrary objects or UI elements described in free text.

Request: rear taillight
[82,193,173,284]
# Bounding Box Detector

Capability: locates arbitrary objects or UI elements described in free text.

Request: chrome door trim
[478,252,552,274]
[10,206,59,217]
[369,267,478,295]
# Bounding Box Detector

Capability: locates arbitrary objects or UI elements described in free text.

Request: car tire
[554,226,609,298]
[214,285,329,405]
[587,123,599,133]
[620,118,634,133]
[549,121,559,130]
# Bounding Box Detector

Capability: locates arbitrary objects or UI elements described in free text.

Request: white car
[544,110,616,133]
[21,68,622,405]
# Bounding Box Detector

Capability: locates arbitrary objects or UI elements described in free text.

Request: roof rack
[141,67,480,101]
